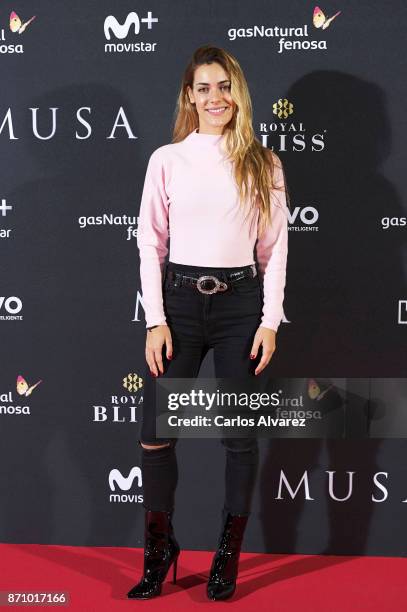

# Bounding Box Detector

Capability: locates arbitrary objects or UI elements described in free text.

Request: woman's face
[187,62,236,134]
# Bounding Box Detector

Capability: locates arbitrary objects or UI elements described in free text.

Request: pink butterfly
[16,375,42,397]
[308,378,334,401]
[313,6,341,30]
[9,11,36,34]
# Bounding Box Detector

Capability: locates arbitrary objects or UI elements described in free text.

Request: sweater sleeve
[137,148,169,328]
[255,154,289,333]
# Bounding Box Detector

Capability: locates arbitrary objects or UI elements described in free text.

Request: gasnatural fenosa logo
[0,375,42,417]
[227,5,341,53]
[0,10,36,54]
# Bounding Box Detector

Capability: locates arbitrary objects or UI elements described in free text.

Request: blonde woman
[128,44,290,601]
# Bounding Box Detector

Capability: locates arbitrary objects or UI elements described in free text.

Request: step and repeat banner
[1,1,406,556]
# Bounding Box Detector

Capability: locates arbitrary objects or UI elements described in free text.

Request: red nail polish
[250,354,256,359]
[168,355,173,360]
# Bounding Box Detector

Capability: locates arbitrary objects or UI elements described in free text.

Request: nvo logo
[287,206,319,226]
[0,296,22,313]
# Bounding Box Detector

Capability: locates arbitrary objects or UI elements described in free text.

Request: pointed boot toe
[207,579,236,601]
[127,577,163,599]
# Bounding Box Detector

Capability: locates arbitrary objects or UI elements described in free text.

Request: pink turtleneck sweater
[137,128,289,332]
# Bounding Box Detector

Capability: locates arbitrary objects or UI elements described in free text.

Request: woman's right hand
[145,324,173,376]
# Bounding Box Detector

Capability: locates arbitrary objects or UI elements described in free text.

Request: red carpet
[0,544,406,610]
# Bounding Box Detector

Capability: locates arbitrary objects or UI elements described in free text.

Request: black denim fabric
[138,261,269,514]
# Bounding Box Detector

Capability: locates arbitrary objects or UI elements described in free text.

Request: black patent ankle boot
[207,509,249,601]
[127,509,180,599]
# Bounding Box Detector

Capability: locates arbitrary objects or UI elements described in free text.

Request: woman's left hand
[250,326,276,375]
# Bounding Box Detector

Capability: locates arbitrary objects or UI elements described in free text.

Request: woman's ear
[186,86,195,106]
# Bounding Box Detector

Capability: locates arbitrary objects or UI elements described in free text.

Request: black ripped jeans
[139,261,269,516]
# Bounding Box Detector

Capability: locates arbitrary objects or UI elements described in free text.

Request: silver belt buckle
[196,275,228,294]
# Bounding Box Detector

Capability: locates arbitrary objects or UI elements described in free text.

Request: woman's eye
[198,85,231,93]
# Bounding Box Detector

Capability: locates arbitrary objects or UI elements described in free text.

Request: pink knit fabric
[137,127,289,332]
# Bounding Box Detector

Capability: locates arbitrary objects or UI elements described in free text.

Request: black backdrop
[1,0,406,556]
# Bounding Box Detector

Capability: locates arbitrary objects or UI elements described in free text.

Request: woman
[127,45,290,601]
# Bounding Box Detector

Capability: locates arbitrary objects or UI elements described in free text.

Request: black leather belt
[166,264,257,295]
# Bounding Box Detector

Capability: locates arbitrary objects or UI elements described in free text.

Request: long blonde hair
[172,44,290,238]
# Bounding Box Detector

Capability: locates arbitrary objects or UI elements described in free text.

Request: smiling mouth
[206,107,229,115]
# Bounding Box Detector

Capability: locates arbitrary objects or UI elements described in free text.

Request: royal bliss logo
[259,98,326,153]
[92,374,144,423]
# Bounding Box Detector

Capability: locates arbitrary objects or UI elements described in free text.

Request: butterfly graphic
[307,378,333,401]
[313,6,341,30]
[9,11,36,34]
[16,375,42,397]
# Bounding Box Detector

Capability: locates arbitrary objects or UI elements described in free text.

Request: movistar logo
[109,467,142,491]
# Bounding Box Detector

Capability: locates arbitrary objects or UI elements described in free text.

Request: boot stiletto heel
[173,555,178,584]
